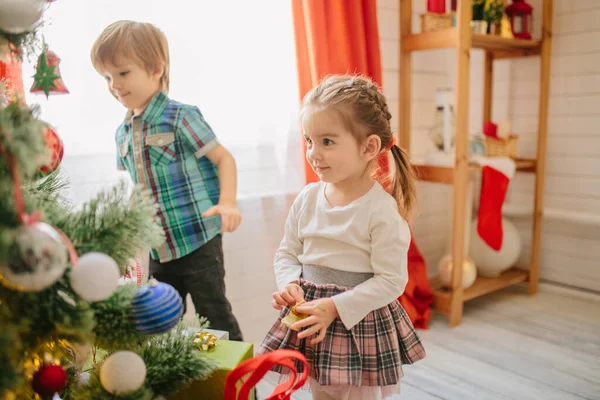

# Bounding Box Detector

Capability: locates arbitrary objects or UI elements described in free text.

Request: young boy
[91,21,243,341]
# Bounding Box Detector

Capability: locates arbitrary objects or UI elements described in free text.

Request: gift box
[171,340,255,400]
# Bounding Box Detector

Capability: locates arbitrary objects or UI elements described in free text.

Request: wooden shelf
[413,158,537,184]
[399,0,552,326]
[430,268,529,314]
[402,29,541,58]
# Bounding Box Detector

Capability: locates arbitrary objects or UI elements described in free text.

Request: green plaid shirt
[116,92,221,262]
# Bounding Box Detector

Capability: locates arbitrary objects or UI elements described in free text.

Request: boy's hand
[292,298,339,344]
[202,203,242,232]
[271,283,304,310]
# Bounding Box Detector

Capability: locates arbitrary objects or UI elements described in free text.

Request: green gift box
[170,339,255,400]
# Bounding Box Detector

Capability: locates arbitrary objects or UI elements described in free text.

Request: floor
[241,285,600,400]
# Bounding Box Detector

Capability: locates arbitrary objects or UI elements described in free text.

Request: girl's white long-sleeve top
[274,181,411,330]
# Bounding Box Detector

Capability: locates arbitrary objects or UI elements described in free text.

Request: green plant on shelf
[483,0,506,26]
[472,0,486,21]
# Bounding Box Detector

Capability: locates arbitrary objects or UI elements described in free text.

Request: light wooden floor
[249,285,600,400]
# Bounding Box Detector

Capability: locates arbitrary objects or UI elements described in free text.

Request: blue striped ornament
[130,279,184,334]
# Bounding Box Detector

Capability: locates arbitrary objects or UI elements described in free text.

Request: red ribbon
[224,350,308,400]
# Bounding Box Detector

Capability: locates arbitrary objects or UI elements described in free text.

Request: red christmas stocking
[473,156,516,251]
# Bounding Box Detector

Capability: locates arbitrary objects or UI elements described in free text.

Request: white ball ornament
[0,0,46,34]
[469,218,522,278]
[70,252,120,301]
[100,351,146,394]
[438,254,477,289]
[0,222,68,292]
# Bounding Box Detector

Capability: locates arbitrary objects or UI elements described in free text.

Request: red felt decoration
[32,364,67,398]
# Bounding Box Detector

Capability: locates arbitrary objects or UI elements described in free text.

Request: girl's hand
[292,298,339,344]
[271,283,304,310]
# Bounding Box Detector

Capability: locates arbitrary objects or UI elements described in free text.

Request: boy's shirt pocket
[145,132,177,164]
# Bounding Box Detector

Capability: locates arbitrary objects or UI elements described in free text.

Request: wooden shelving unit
[399,0,553,326]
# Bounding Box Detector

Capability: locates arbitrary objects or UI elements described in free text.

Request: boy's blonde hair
[302,75,417,220]
[91,21,170,91]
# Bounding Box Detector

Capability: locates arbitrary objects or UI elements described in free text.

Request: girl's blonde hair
[90,21,170,91]
[302,75,417,219]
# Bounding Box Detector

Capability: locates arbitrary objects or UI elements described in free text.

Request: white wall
[507,0,600,292]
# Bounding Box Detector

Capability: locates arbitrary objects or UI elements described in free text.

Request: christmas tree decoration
[0,222,68,292]
[38,124,63,176]
[30,50,69,98]
[70,252,120,302]
[0,54,26,104]
[99,351,146,394]
[1,8,216,396]
[130,279,184,334]
[0,0,46,34]
[31,364,67,398]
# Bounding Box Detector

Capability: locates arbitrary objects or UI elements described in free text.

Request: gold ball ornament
[437,254,477,289]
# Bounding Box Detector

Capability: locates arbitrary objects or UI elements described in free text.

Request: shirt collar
[123,91,170,125]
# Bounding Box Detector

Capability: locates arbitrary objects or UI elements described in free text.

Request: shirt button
[137,163,141,168]
[157,139,164,145]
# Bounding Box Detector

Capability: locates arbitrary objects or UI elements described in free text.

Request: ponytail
[389,145,417,220]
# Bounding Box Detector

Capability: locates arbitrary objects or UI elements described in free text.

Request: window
[22,0,305,204]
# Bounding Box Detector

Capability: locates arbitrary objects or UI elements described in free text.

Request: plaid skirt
[258,280,426,387]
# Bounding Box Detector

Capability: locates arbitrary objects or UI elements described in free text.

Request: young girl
[258,75,426,400]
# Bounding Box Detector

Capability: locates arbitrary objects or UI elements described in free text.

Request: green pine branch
[47,181,164,274]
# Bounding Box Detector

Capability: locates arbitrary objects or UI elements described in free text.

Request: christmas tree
[0,2,216,399]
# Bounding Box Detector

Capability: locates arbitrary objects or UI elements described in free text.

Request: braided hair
[301,75,416,219]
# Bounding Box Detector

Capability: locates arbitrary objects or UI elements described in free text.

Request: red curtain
[292,0,432,328]
[292,0,389,182]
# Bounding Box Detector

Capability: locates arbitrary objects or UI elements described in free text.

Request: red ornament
[0,52,26,104]
[32,364,67,397]
[506,0,533,40]
[40,124,64,175]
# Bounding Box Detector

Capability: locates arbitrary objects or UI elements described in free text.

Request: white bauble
[0,222,68,292]
[469,218,522,277]
[70,252,120,301]
[438,254,477,289]
[0,0,46,34]
[100,351,146,394]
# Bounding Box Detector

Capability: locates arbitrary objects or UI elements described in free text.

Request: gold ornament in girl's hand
[282,300,308,330]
